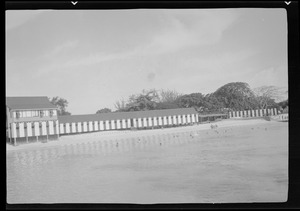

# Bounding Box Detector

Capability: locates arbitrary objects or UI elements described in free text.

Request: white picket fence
[228,108,278,118]
[271,113,288,121]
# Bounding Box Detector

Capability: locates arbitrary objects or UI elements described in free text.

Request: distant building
[6,97,200,146]
[6,96,59,145]
[6,96,283,147]
[57,108,199,135]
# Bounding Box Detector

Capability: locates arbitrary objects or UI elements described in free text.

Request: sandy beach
[7,118,274,152]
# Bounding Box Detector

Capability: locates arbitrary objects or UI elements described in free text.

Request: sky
[6,8,288,115]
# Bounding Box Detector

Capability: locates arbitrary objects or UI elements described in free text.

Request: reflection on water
[7,124,288,203]
[8,131,197,169]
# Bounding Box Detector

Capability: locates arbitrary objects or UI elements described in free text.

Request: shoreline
[6,119,279,153]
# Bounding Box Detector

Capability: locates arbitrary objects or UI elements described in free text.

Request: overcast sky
[6,9,288,114]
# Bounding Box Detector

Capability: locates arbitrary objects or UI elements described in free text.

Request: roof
[6,96,57,110]
[198,113,228,117]
[58,108,198,123]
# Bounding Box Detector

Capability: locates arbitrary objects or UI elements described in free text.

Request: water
[7,123,288,203]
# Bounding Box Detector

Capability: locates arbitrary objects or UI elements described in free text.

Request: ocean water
[6,122,288,204]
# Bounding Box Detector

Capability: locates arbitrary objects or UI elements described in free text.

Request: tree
[126,89,159,111]
[253,86,287,109]
[282,106,288,114]
[278,99,288,110]
[49,96,71,116]
[96,108,112,114]
[176,93,206,109]
[213,82,258,110]
[158,89,183,104]
[114,98,128,112]
[203,93,225,113]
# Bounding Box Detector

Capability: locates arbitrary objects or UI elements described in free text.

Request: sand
[6,119,274,153]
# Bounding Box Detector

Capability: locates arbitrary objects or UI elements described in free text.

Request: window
[32,110,39,117]
[26,111,31,117]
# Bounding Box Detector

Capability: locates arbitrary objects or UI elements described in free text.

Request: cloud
[149,48,258,94]
[35,9,240,76]
[62,52,126,67]
[35,49,132,77]
[44,40,79,58]
[6,10,47,31]
[52,43,145,69]
[138,9,239,55]
[180,49,257,73]
[248,66,288,89]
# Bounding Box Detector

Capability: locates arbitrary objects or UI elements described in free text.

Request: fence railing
[270,113,288,121]
[228,108,278,118]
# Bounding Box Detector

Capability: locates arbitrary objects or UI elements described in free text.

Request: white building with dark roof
[57,108,199,135]
[6,96,59,145]
[6,96,202,146]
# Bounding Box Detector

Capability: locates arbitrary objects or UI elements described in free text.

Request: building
[228,108,278,118]
[6,96,59,145]
[6,96,282,147]
[6,97,199,146]
[198,113,228,123]
[58,108,199,135]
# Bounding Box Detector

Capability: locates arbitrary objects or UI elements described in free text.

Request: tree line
[100,82,288,114]
[49,82,288,116]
